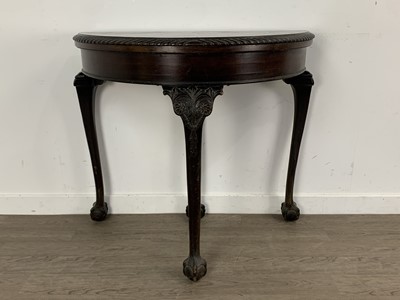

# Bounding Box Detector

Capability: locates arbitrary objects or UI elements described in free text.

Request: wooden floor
[0,214,400,299]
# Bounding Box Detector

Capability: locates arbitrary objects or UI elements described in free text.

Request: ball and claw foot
[281,202,300,222]
[90,202,108,221]
[183,255,207,281]
[186,204,206,218]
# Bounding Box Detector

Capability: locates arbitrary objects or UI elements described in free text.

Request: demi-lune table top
[73,31,314,85]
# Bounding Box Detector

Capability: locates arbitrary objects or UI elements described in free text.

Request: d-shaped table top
[73,31,314,85]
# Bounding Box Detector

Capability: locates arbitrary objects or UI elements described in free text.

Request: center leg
[163,86,223,281]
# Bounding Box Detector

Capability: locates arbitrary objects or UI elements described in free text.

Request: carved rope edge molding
[73,32,315,47]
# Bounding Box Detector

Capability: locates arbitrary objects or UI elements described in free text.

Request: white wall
[1,0,400,214]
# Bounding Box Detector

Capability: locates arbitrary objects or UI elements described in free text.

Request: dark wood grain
[74,73,108,221]
[163,86,223,281]
[74,31,313,85]
[73,31,314,280]
[281,71,314,221]
[74,31,314,51]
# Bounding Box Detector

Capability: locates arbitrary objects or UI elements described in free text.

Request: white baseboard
[1,193,400,214]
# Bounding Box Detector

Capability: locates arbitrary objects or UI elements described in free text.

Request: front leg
[163,86,223,281]
[281,71,314,221]
[74,73,108,221]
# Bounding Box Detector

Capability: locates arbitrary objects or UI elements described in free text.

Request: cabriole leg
[74,72,108,221]
[163,85,223,281]
[282,71,314,221]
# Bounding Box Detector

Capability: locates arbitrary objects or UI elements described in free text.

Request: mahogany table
[73,31,315,281]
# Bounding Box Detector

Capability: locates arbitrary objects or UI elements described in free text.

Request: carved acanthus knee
[163,86,223,126]
[163,86,223,156]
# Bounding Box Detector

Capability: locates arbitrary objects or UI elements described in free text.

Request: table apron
[80,48,307,85]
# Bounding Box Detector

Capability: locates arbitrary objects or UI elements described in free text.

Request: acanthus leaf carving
[163,86,223,156]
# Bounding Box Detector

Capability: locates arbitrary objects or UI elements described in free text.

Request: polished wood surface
[74,31,314,281]
[78,30,308,37]
[74,31,314,85]
[1,214,400,299]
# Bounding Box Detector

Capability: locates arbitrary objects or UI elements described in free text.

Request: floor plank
[0,214,399,299]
